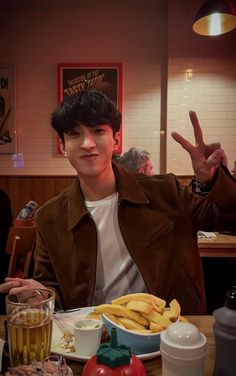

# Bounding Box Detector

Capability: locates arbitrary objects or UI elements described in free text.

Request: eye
[94,128,106,134]
[67,130,80,137]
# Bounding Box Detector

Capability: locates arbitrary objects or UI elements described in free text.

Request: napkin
[197,231,217,239]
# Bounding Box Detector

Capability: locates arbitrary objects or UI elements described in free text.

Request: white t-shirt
[85,192,146,305]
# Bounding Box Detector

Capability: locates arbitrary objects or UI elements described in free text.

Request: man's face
[138,160,154,176]
[59,124,119,179]
[145,160,154,176]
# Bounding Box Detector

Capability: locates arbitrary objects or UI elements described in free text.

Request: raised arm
[171,111,227,183]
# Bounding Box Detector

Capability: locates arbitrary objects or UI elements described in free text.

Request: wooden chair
[5,224,36,278]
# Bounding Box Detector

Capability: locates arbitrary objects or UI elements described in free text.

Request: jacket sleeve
[206,164,236,208]
[33,226,64,310]
[179,165,236,233]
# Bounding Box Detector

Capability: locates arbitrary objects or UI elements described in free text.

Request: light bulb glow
[209,13,222,35]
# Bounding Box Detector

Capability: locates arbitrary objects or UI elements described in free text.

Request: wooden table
[0,315,215,375]
[198,232,236,257]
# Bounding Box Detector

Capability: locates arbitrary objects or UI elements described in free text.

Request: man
[119,147,154,176]
[1,90,236,314]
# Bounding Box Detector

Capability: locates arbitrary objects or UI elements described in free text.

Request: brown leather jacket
[33,164,236,314]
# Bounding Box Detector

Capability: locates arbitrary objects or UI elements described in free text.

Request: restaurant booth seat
[5,219,36,278]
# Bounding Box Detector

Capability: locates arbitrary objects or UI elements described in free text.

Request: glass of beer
[6,288,55,367]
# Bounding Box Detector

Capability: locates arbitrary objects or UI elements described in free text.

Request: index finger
[171,131,195,154]
[189,111,204,146]
[0,280,21,293]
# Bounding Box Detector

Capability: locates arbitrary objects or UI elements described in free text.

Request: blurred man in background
[119,147,153,176]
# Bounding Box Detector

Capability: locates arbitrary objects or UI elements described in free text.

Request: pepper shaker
[213,286,236,376]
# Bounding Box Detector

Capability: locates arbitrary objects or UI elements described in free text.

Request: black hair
[51,90,121,141]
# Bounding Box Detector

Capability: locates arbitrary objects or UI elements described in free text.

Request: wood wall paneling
[0,176,75,218]
[0,175,192,219]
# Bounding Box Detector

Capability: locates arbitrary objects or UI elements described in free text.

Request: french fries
[94,293,181,334]
[94,304,149,326]
[112,292,166,309]
[126,300,153,315]
[163,299,181,321]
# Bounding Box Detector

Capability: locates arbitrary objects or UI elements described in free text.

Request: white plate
[52,307,161,362]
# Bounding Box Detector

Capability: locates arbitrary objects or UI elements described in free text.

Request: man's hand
[0,277,45,294]
[171,111,227,183]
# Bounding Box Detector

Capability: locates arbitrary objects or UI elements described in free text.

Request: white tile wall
[1,0,235,177]
[167,57,236,175]
[0,0,164,176]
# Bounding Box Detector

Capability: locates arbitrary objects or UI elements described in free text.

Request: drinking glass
[6,288,55,366]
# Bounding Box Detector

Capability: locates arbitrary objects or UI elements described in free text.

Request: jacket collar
[67,162,150,231]
[113,162,149,204]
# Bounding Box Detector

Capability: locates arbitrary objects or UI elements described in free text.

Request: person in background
[232,161,236,178]
[0,90,236,315]
[119,147,154,176]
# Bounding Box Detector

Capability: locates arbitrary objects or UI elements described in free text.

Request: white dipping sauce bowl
[73,319,103,357]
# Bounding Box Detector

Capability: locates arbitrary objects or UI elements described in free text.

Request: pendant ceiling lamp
[193,0,236,36]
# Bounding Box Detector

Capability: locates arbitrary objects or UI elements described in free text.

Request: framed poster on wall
[57,63,122,153]
[0,65,16,154]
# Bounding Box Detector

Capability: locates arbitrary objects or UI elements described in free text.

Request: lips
[80,154,98,161]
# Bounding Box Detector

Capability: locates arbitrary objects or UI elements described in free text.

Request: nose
[81,134,96,149]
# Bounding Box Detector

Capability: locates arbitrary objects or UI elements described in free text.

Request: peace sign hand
[171,111,227,183]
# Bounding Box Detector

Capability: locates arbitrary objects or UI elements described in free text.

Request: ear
[59,138,68,157]
[113,132,120,151]
[138,166,145,175]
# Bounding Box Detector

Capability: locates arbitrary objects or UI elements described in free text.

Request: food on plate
[150,322,163,333]
[53,316,75,352]
[60,329,75,352]
[112,292,166,308]
[76,321,101,329]
[95,304,149,326]
[105,313,126,328]
[163,298,181,321]
[179,315,188,322]
[94,293,181,333]
[5,356,73,375]
[84,311,109,341]
[85,311,102,321]
[117,316,147,331]
[126,300,153,314]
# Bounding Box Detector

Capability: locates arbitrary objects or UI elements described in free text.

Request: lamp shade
[193,0,236,36]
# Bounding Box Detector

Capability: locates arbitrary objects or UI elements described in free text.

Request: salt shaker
[213,285,236,376]
[160,322,207,376]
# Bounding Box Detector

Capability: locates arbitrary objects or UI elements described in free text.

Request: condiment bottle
[213,285,236,376]
[160,322,207,376]
[16,200,38,219]
[82,328,147,375]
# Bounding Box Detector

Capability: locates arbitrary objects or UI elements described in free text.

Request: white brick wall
[167,57,236,174]
[0,0,163,175]
[0,0,235,176]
